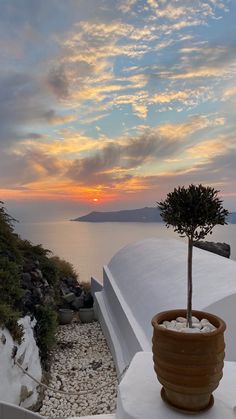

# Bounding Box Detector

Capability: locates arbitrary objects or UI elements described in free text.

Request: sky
[1,0,236,221]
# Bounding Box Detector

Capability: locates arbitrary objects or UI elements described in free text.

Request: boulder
[193,241,230,258]
[72,295,84,309]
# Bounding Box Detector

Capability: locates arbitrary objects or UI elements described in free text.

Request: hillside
[73,207,162,222]
[0,203,86,363]
[228,212,236,223]
[73,207,236,223]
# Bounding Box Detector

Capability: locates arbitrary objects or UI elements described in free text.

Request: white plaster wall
[95,238,236,372]
[204,293,236,361]
[94,266,150,374]
[0,316,42,408]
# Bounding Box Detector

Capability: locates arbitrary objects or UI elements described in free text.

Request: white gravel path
[39,320,117,418]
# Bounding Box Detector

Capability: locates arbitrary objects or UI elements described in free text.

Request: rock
[20,385,33,403]
[0,334,6,344]
[174,322,184,331]
[157,324,166,329]
[21,272,32,289]
[193,240,230,258]
[63,293,76,303]
[181,327,201,333]
[191,316,200,323]
[17,349,26,366]
[176,317,186,323]
[34,269,43,279]
[83,292,94,308]
[39,321,117,417]
[72,296,84,310]
[30,271,41,281]
[192,323,202,329]
[167,321,176,330]
[201,318,210,327]
[32,287,44,302]
[41,278,49,288]
[201,326,211,333]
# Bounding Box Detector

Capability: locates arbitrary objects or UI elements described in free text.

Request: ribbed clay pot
[152,309,226,414]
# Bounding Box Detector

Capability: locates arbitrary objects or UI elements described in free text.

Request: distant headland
[72,207,236,223]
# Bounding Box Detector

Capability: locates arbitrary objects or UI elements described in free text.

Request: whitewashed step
[117,352,236,419]
[70,415,116,419]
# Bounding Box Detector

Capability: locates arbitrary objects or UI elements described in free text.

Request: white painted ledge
[70,415,116,419]
[117,352,236,419]
[0,401,42,419]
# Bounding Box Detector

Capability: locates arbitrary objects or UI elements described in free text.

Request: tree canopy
[157,184,229,241]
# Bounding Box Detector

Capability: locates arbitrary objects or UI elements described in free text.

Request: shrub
[0,202,21,263]
[50,256,78,280]
[40,257,59,286]
[18,239,51,260]
[0,257,24,343]
[34,305,58,362]
[79,280,91,293]
[0,302,24,344]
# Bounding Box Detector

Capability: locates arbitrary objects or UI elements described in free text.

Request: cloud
[19,130,108,157]
[35,1,233,124]
[157,115,224,140]
[1,114,234,206]
[0,0,235,209]
[47,65,69,99]
[0,71,77,148]
[222,85,236,100]
[146,0,228,23]
[42,110,77,125]
[117,0,138,14]
[66,115,221,186]
[186,139,228,160]
[0,149,64,187]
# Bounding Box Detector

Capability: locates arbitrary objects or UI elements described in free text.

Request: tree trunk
[187,237,193,327]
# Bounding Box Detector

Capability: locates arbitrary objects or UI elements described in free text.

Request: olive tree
[157,184,229,327]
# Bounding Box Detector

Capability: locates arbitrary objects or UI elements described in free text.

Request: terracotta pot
[152,309,226,413]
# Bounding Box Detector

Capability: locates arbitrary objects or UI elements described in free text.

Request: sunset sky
[1,0,236,221]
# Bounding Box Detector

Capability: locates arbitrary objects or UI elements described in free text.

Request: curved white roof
[107,238,236,360]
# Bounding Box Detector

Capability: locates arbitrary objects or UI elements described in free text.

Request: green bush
[34,305,58,362]
[0,201,21,263]
[50,256,78,280]
[0,302,24,343]
[0,257,23,303]
[40,257,59,286]
[18,239,51,260]
[0,257,24,343]
[0,202,80,363]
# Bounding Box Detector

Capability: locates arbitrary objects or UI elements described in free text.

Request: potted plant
[79,292,94,323]
[152,184,228,413]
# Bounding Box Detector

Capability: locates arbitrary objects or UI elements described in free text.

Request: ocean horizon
[14,221,236,284]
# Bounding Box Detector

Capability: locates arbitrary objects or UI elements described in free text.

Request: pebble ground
[39,319,117,418]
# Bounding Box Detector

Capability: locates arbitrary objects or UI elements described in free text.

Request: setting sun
[93,198,99,202]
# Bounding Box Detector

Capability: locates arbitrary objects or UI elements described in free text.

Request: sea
[14,221,236,283]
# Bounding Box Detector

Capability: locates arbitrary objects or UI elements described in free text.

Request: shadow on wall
[205,293,236,362]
